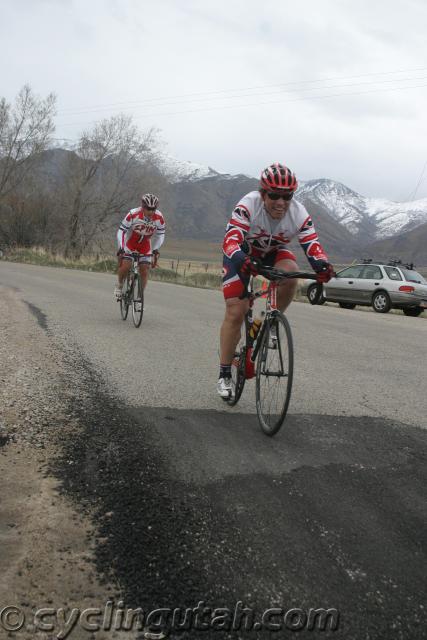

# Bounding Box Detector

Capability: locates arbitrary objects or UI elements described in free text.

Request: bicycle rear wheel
[227,325,246,406]
[132,273,144,327]
[120,275,131,320]
[255,312,293,436]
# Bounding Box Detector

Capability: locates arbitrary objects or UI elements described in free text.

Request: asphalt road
[1,261,426,425]
[1,261,427,639]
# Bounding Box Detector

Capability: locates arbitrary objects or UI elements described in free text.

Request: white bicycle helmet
[141,193,159,209]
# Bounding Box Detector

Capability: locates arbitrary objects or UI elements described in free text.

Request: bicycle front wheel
[120,275,131,321]
[132,274,144,327]
[255,312,293,436]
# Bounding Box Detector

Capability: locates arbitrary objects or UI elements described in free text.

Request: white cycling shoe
[114,285,123,300]
[217,377,233,398]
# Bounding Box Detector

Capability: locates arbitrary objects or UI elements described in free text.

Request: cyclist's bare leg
[138,263,150,289]
[220,297,249,365]
[117,258,132,286]
[275,258,299,311]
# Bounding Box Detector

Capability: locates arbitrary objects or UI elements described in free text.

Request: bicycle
[225,263,319,436]
[119,252,144,328]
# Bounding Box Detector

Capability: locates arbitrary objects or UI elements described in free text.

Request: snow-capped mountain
[160,154,254,183]
[297,178,427,240]
[366,197,427,237]
[164,157,427,240]
[160,154,226,182]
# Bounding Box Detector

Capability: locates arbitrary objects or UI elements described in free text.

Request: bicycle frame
[228,265,319,433]
[124,254,140,297]
[242,269,318,377]
[120,253,145,327]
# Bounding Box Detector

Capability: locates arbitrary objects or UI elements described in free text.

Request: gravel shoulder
[0,286,131,640]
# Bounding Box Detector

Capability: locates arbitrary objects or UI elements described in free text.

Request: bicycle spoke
[226,320,247,406]
[132,274,144,327]
[256,314,293,436]
[120,274,131,321]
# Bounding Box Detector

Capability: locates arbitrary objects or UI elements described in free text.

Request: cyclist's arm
[223,204,251,261]
[117,212,132,250]
[297,214,330,271]
[150,213,165,252]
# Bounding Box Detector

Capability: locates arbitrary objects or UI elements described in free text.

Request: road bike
[225,263,318,436]
[119,253,144,328]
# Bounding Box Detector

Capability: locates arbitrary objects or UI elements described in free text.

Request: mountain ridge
[24,148,427,265]
[162,155,427,244]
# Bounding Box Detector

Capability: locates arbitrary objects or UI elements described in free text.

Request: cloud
[1,0,427,199]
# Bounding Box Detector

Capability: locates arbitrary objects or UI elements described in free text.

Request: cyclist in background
[114,193,165,300]
[217,162,335,398]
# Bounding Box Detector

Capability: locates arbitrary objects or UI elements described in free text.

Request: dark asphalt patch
[25,301,49,332]
[0,434,9,447]
[52,353,427,640]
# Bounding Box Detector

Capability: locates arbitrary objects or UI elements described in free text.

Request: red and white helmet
[141,193,159,209]
[260,163,298,192]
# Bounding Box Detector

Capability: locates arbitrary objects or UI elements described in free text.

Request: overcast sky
[1,0,427,200]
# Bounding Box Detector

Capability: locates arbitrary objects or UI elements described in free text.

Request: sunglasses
[144,207,156,212]
[266,191,294,201]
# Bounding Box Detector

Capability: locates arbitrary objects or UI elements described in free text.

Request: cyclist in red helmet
[217,162,335,398]
[114,193,165,300]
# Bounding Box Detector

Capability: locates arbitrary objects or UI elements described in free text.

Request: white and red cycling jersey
[223,190,328,269]
[117,207,166,256]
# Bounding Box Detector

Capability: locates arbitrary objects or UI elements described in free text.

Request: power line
[57,80,427,129]
[56,74,427,118]
[408,159,427,201]
[56,66,427,117]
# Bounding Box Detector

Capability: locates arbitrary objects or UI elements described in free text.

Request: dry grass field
[2,246,426,300]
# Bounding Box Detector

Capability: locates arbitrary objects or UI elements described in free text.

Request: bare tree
[0,187,57,249]
[0,85,56,201]
[61,114,164,258]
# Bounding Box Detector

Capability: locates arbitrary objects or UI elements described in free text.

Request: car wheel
[403,307,423,317]
[338,302,356,309]
[372,291,391,313]
[307,284,325,305]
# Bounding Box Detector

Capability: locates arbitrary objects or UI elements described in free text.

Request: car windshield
[401,268,426,284]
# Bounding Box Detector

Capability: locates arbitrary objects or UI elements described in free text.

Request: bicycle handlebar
[238,262,318,300]
[254,263,318,281]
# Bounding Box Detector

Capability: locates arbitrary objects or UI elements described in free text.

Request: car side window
[384,267,402,281]
[336,266,364,278]
[361,266,383,279]
[401,268,425,284]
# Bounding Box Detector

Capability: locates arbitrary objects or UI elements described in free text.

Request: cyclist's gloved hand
[241,256,259,277]
[231,250,258,277]
[117,248,125,257]
[314,261,336,283]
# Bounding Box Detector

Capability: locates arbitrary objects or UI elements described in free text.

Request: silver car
[306,262,427,316]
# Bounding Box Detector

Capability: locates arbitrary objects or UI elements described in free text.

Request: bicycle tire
[120,274,131,321]
[255,312,294,436]
[132,273,144,327]
[224,317,248,405]
[227,348,246,406]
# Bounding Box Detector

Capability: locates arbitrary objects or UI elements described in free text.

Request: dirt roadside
[0,286,137,640]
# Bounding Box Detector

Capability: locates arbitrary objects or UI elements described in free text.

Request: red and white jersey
[117,207,166,255]
[223,190,328,268]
